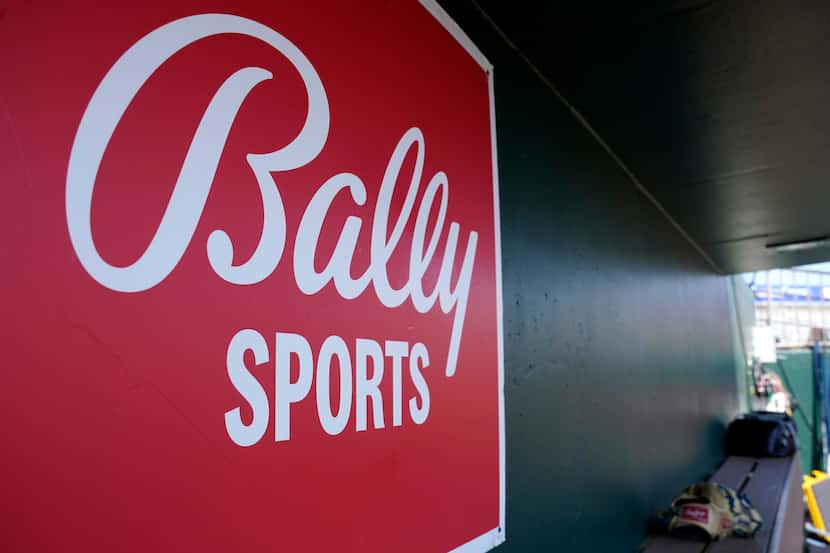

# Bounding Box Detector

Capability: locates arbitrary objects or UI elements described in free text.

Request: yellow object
[804,470,830,543]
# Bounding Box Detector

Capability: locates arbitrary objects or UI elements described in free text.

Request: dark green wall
[729,276,756,414]
[769,351,819,475]
[439,3,742,551]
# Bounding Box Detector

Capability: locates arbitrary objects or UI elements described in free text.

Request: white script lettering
[66,14,478,377]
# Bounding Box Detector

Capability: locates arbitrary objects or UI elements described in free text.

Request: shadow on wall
[437,2,742,551]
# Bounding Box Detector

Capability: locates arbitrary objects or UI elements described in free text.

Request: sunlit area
[745,263,830,347]
[737,262,830,549]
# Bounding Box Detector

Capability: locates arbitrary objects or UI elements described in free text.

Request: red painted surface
[0,2,500,551]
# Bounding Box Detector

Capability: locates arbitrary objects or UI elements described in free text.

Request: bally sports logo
[65,14,479,447]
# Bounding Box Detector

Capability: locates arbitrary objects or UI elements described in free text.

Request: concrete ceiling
[474,0,830,273]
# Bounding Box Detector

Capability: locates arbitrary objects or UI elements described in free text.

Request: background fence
[748,269,830,347]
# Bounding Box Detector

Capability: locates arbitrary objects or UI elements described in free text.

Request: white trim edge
[419,2,506,552]
[448,528,505,553]
[489,67,507,551]
[418,0,493,72]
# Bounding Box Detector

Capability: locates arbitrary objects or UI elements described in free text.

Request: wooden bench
[642,454,803,552]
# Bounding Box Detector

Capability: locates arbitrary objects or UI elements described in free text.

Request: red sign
[1,1,504,552]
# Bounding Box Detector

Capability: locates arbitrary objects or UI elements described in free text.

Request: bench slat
[643,457,758,552]
[772,456,804,553]
[710,457,756,489]
[643,454,799,552]
[641,535,708,553]
[707,457,792,553]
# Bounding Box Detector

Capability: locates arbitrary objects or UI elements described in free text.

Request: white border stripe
[418,0,493,72]
[448,528,504,553]
[418,1,506,552]
[489,67,507,550]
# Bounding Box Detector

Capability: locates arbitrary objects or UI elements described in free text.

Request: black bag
[724,411,797,458]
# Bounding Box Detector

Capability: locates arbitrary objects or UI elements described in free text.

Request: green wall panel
[770,351,818,475]
[729,276,755,413]
[438,3,742,551]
